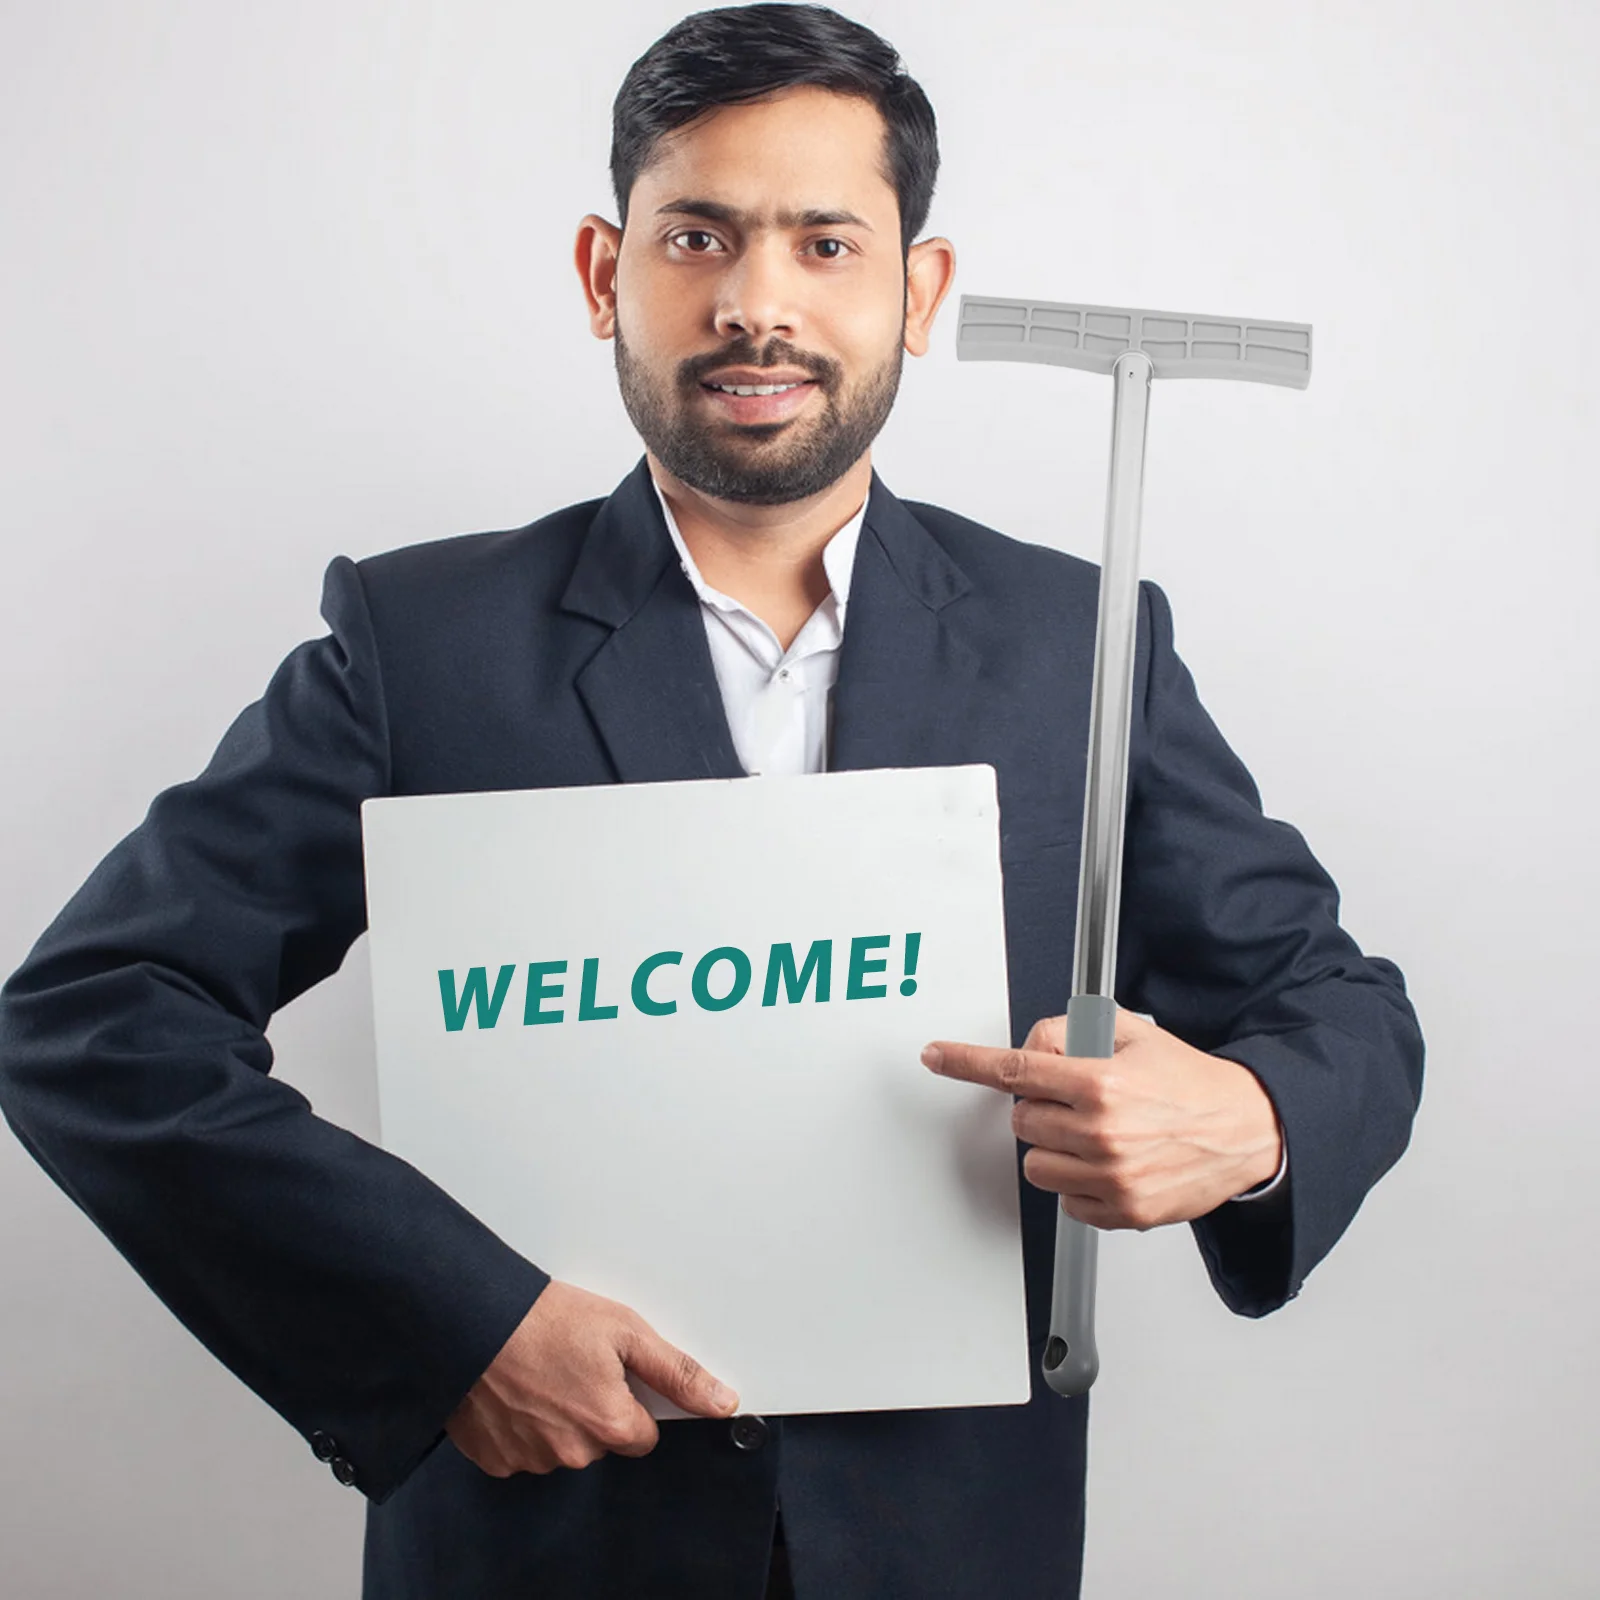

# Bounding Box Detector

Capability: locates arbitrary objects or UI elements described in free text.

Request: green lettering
[523,960,567,1025]
[846,934,891,1000]
[632,951,682,1017]
[578,957,618,1021]
[692,946,752,1012]
[438,964,516,1032]
[762,940,833,1006]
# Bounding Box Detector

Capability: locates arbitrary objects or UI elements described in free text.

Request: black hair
[610,3,939,253]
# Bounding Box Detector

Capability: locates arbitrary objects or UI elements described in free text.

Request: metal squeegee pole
[1042,349,1153,1396]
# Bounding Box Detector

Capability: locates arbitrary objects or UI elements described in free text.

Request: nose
[712,236,801,345]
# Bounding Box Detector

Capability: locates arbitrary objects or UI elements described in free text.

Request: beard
[612,319,904,506]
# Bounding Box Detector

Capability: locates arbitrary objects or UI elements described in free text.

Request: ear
[902,235,957,358]
[575,214,624,339]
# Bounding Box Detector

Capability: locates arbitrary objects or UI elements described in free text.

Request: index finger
[921,1040,1091,1103]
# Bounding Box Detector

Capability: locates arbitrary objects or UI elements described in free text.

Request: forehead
[633,86,897,223]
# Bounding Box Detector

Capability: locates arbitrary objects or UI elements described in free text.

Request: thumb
[622,1323,740,1419]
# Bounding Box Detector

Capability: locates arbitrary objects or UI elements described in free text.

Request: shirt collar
[648,470,866,623]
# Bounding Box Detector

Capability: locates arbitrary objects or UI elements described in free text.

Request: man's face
[607,87,911,506]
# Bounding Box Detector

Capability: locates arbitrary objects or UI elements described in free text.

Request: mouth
[697,377,820,425]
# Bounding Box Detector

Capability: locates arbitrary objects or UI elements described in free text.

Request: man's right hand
[444,1280,741,1476]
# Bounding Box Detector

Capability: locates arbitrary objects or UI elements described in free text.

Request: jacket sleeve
[0,556,550,1501]
[1115,577,1425,1317]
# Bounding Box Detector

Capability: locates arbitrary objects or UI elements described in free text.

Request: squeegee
[955,296,1312,1397]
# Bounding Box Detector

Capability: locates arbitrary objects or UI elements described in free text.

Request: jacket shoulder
[896,496,1103,601]
[899,497,1098,580]
[352,495,605,613]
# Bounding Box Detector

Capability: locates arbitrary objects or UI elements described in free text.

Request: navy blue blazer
[0,457,1423,1599]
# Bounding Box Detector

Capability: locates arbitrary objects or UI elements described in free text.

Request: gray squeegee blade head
[956,296,1311,388]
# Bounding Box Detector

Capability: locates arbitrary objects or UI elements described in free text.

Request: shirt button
[729,1414,769,1452]
[309,1431,337,1463]
[330,1456,358,1487]
[776,668,791,682]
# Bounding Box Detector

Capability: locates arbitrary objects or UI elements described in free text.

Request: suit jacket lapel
[560,458,983,783]
[561,459,745,783]
[829,472,983,772]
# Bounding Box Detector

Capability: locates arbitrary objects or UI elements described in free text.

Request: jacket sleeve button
[309,1431,337,1463]
[330,1457,358,1487]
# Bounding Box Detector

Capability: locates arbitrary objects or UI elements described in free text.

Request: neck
[648,451,871,650]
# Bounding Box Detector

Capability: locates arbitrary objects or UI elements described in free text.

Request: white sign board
[362,764,1029,1419]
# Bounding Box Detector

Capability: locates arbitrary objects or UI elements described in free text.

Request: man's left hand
[921,1008,1283,1230]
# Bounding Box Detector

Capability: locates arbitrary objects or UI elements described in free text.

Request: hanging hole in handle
[1043,1337,1069,1371]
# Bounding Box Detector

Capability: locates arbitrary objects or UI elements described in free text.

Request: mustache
[678,338,841,391]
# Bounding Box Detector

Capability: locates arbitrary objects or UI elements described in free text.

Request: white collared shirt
[647,470,1287,1203]
[650,473,865,778]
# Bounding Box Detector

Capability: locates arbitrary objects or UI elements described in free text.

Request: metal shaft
[1043,350,1153,1396]
[1073,351,1153,997]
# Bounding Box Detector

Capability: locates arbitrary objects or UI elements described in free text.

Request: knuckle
[557,1444,598,1472]
[1104,1175,1157,1231]
[618,1415,660,1457]
[1086,1124,1122,1161]
[1023,1018,1056,1054]
[597,1405,642,1451]
[996,1050,1029,1091]
[552,1432,602,1471]
[1078,1077,1111,1116]
[1104,1167,1137,1204]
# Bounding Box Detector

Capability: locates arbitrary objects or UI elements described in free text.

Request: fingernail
[921,1045,943,1070]
[712,1382,738,1410]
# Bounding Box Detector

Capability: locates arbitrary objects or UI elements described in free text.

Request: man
[0,5,1424,1598]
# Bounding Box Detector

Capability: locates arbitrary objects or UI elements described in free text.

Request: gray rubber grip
[956,295,1311,388]
[1041,994,1117,1396]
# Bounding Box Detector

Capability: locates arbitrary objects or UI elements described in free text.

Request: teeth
[711,382,804,396]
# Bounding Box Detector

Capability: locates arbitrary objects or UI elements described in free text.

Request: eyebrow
[654,197,875,232]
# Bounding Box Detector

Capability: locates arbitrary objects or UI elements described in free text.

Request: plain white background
[1,1,1595,1595]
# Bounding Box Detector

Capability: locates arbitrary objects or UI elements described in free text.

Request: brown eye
[810,238,847,260]
[672,230,719,254]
